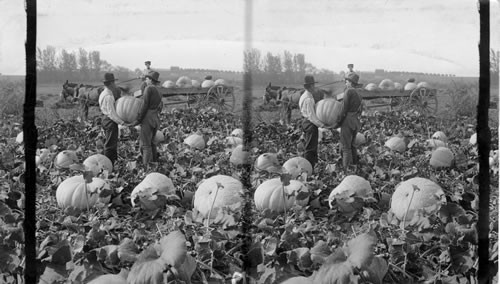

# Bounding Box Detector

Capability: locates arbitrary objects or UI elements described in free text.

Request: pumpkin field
[0,77,499,284]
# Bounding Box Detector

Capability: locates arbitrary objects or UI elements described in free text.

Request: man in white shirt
[98,72,127,165]
[298,75,326,170]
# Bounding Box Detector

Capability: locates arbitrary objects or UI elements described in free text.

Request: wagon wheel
[185,92,203,109]
[205,85,235,112]
[408,87,438,115]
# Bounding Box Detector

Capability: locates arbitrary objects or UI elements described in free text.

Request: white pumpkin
[214,79,226,86]
[16,132,23,144]
[191,79,201,88]
[404,82,418,91]
[54,150,79,169]
[379,79,395,91]
[56,175,111,209]
[282,157,313,179]
[225,136,243,147]
[201,80,215,88]
[469,133,477,145]
[385,137,406,152]
[193,175,244,219]
[390,177,446,221]
[431,131,447,143]
[184,134,205,150]
[430,147,454,168]
[162,80,176,88]
[328,175,373,209]
[131,172,176,210]
[83,154,113,176]
[176,76,192,88]
[254,178,309,212]
[364,83,379,91]
[230,145,250,165]
[231,128,244,138]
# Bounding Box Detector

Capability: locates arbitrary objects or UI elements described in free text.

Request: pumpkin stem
[401,185,419,234]
[84,182,90,212]
[206,182,223,227]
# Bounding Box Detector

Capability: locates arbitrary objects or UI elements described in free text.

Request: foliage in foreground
[0,107,498,283]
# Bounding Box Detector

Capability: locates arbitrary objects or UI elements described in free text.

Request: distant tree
[263,52,282,83]
[282,50,294,83]
[243,48,262,73]
[293,53,306,82]
[78,48,90,81]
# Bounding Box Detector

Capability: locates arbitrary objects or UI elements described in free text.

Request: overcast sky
[1,0,499,76]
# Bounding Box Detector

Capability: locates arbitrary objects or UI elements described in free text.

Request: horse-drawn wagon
[263,80,439,125]
[58,79,236,121]
[140,83,235,112]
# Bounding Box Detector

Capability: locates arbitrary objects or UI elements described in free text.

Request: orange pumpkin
[315,98,343,127]
[54,150,79,169]
[282,157,313,179]
[56,175,111,209]
[116,96,144,124]
[83,154,113,176]
[254,178,309,212]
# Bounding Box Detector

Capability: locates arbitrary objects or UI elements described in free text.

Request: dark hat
[145,71,160,83]
[345,73,360,84]
[204,75,213,80]
[102,72,117,83]
[303,75,318,87]
[347,64,354,68]
[145,61,151,64]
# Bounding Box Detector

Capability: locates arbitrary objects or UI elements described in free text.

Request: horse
[61,80,130,121]
[263,82,283,105]
[264,82,332,126]
[59,80,80,102]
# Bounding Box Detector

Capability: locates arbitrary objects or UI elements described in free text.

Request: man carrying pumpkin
[333,72,363,173]
[298,75,327,170]
[98,73,128,166]
[131,71,163,167]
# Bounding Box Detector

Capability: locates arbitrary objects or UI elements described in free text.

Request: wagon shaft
[157,84,235,112]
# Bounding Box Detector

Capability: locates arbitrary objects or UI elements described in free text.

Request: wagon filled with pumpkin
[336,79,438,115]
[134,76,235,112]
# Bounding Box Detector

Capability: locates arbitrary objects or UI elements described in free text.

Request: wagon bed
[336,86,438,115]
[155,84,235,112]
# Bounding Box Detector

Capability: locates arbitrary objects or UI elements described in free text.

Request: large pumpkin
[54,150,79,169]
[379,79,395,90]
[131,172,176,210]
[154,130,165,143]
[162,80,175,88]
[385,137,406,152]
[176,76,192,88]
[283,157,313,179]
[201,80,215,88]
[230,145,250,165]
[56,175,111,209]
[404,82,417,91]
[116,96,144,124]
[364,83,379,91]
[88,274,127,284]
[328,175,373,205]
[184,134,205,150]
[214,79,226,86]
[390,177,446,221]
[254,178,309,212]
[254,153,281,172]
[83,154,113,176]
[315,98,343,127]
[430,147,454,168]
[426,139,447,149]
[191,79,201,88]
[193,175,244,219]
[394,82,403,90]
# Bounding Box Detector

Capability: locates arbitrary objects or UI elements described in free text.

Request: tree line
[244,48,337,86]
[36,46,135,83]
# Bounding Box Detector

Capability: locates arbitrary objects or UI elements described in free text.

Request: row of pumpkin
[161,76,227,89]
[364,79,431,92]
[20,124,492,222]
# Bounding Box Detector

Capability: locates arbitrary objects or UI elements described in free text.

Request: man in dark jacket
[334,73,363,173]
[132,71,163,167]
